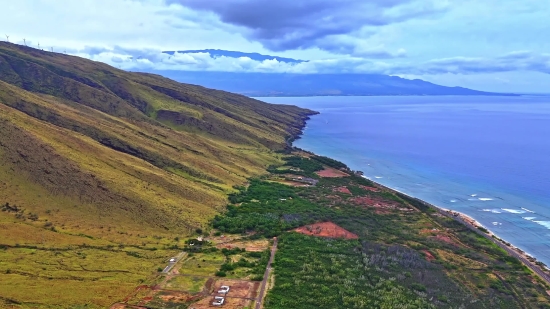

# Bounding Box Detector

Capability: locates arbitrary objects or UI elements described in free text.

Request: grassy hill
[0,42,315,308]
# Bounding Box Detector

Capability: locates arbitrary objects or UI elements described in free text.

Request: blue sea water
[258,95,550,265]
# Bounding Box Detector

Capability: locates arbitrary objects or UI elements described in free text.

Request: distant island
[149,50,516,97]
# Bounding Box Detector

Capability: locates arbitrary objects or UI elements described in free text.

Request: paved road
[255,237,278,309]
[162,251,186,274]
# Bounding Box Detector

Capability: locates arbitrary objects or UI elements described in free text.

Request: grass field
[0,42,315,308]
[164,276,208,294]
[178,252,226,277]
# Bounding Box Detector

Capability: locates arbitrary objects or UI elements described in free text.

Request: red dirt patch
[431,234,456,245]
[216,239,269,252]
[316,167,349,178]
[359,185,380,192]
[334,186,352,194]
[423,250,436,261]
[295,222,358,239]
[210,279,259,299]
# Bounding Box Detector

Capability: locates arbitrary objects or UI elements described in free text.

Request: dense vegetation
[212,156,550,308]
[266,233,435,309]
[214,180,335,237]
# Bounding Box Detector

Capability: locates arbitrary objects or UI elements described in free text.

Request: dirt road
[255,237,278,309]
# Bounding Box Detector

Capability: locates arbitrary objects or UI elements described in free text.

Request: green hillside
[0,42,315,308]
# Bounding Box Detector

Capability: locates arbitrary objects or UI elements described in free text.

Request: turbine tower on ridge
[5,35,9,42]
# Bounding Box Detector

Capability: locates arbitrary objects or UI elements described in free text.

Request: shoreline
[362,175,550,284]
[292,144,550,285]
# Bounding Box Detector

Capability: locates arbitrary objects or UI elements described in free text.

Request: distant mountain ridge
[147,70,515,97]
[163,49,304,63]
[154,49,513,96]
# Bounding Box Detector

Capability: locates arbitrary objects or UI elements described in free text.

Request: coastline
[362,174,550,284]
[291,141,550,285]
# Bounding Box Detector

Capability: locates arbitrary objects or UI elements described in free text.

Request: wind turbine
[37,42,40,49]
[4,35,9,42]
[23,38,27,46]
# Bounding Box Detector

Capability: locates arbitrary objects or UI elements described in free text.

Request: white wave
[501,208,527,214]
[523,217,537,221]
[374,176,383,179]
[481,209,502,214]
[492,222,500,226]
[521,207,536,213]
[450,199,457,203]
[478,198,494,201]
[534,221,550,229]
[471,194,478,197]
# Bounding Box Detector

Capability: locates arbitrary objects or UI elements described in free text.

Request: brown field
[216,239,270,252]
[210,279,259,299]
[295,222,358,239]
[188,279,258,309]
[191,296,252,309]
[316,167,350,178]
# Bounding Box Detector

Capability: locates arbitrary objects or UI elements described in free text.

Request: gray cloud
[170,0,447,51]
[316,36,407,58]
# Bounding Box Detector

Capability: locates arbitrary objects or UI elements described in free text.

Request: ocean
[258,95,550,266]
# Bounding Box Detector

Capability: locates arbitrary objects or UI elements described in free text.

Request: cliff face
[0,41,315,233]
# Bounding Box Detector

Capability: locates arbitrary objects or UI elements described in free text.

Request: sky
[1,0,549,93]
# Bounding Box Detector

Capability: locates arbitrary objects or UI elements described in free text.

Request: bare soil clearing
[316,167,349,178]
[295,222,358,239]
[334,186,352,194]
[210,279,259,299]
[217,239,270,252]
[422,250,436,261]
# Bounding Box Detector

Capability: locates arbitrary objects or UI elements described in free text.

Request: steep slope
[0,42,314,308]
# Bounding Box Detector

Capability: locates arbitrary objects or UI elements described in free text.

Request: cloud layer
[172,0,447,52]
[78,47,550,77]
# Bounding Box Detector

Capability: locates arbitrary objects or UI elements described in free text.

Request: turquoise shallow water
[258,95,550,265]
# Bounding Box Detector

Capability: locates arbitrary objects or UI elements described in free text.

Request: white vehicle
[169,258,176,263]
[218,285,230,294]
[212,296,225,306]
